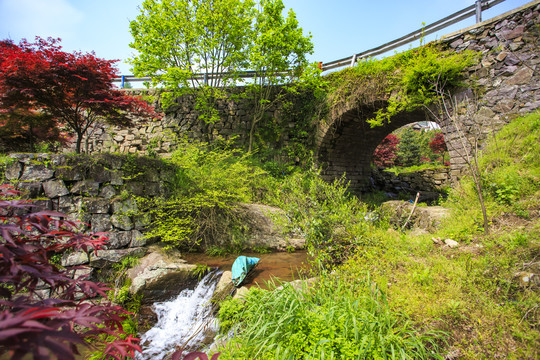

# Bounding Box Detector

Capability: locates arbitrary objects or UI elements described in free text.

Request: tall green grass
[217,274,444,359]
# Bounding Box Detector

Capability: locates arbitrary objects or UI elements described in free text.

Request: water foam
[137,270,221,360]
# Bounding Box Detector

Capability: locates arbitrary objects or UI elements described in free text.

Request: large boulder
[381,200,450,231]
[235,203,305,251]
[127,248,198,304]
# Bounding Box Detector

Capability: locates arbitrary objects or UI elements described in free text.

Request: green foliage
[139,138,266,250]
[193,264,211,279]
[253,246,271,254]
[396,127,422,167]
[129,0,254,110]
[217,274,443,359]
[326,45,477,127]
[129,0,314,140]
[111,256,140,273]
[480,112,540,208]
[384,163,447,176]
[263,167,376,267]
[371,45,477,126]
[245,0,314,151]
[440,112,540,234]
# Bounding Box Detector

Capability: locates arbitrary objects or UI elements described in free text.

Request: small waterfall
[137,270,222,360]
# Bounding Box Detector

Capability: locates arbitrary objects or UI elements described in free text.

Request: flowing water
[136,270,222,360]
[137,251,311,358]
[182,250,311,290]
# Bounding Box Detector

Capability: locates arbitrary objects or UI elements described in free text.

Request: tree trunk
[75,133,83,154]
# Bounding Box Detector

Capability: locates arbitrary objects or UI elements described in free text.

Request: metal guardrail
[320,0,506,71]
[114,0,506,88]
[115,70,289,88]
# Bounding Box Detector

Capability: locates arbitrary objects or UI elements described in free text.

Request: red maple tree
[372,134,400,168]
[429,132,447,155]
[0,37,160,153]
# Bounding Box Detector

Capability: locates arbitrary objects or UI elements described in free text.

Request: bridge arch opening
[317,106,451,192]
[372,121,446,170]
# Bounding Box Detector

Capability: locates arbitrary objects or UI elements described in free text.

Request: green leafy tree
[397,127,422,167]
[129,0,255,125]
[129,0,314,146]
[245,0,313,152]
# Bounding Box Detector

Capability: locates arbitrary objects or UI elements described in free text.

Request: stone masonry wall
[439,1,540,179]
[372,167,451,201]
[2,153,178,274]
[318,1,540,191]
[77,89,288,157]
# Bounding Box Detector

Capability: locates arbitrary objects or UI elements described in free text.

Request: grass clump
[337,112,540,359]
[264,169,381,267]
[217,274,444,359]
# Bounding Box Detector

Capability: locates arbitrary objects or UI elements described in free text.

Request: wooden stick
[402,192,421,231]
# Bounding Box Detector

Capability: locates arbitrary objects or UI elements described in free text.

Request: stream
[137,270,221,360]
[137,251,311,359]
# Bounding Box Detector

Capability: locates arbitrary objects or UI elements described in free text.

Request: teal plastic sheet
[231,256,260,287]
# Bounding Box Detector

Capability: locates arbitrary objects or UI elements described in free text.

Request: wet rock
[212,271,234,303]
[127,249,197,304]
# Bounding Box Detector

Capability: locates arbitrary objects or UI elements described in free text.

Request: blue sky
[0,0,533,75]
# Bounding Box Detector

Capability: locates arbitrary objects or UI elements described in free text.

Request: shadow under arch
[316,103,440,192]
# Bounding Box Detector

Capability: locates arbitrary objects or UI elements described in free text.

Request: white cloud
[0,0,84,41]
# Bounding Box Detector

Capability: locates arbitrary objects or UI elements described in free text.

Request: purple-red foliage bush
[0,185,141,360]
[429,132,447,155]
[372,134,400,168]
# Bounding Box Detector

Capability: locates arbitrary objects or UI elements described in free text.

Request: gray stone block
[20,164,55,182]
[43,180,69,198]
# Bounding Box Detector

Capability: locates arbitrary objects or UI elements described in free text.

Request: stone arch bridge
[317,1,539,190]
[82,2,539,191]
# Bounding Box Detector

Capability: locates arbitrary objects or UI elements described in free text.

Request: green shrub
[217,274,444,359]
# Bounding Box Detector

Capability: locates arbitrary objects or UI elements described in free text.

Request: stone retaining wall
[2,153,178,271]
[76,89,289,157]
[372,167,451,201]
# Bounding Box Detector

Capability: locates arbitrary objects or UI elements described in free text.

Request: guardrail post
[350,54,357,67]
[476,0,482,23]
[121,75,125,89]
